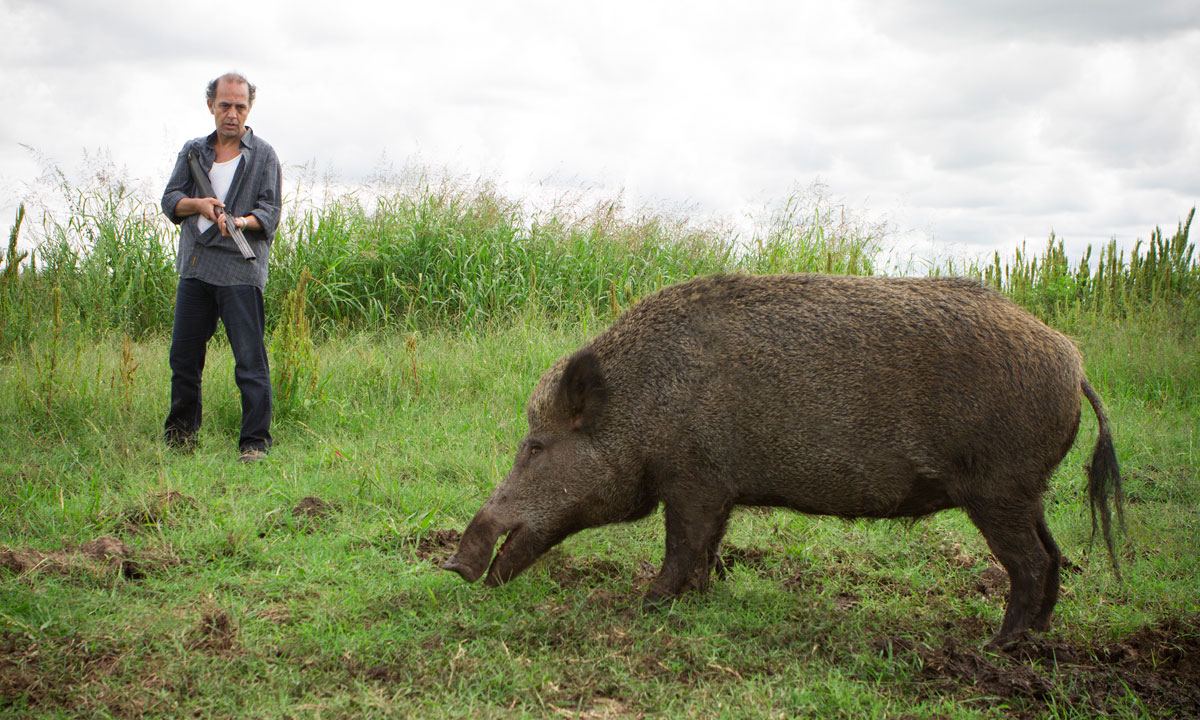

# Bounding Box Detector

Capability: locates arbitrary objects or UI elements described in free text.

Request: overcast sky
[2,0,1197,265]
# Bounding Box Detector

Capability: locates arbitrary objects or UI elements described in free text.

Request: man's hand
[198,198,224,223]
[175,196,224,222]
[216,212,257,239]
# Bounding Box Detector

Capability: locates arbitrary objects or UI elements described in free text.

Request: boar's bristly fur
[442,273,1125,647]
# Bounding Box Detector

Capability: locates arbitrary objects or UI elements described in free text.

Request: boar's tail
[1082,378,1126,581]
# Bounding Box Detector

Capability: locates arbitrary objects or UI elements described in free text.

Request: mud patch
[939,541,978,568]
[260,496,339,536]
[0,632,40,706]
[1,536,145,580]
[186,609,239,655]
[884,637,1053,708]
[631,560,659,592]
[782,564,817,592]
[877,615,1200,718]
[975,563,1009,598]
[293,496,335,520]
[414,528,462,565]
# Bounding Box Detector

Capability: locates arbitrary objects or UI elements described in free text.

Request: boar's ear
[558,349,608,431]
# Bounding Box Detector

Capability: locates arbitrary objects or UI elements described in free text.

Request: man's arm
[245,145,283,243]
[161,143,223,224]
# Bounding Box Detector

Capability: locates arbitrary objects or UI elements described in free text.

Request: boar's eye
[528,443,544,457]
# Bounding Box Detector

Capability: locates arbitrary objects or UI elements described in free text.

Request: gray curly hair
[206,72,256,105]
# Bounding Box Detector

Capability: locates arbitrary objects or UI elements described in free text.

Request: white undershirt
[196,154,242,233]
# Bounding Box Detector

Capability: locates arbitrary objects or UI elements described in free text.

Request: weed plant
[972,208,1198,323]
[270,268,320,417]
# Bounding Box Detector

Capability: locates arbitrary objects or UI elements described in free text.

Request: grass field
[1,178,1198,718]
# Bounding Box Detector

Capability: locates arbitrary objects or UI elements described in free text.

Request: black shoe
[238,447,268,464]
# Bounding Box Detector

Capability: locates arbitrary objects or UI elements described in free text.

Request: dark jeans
[164,278,272,452]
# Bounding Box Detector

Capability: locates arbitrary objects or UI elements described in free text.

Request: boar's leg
[967,499,1056,647]
[1031,515,1063,632]
[643,495,733,608]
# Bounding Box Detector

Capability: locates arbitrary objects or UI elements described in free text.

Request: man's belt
[187,149,256,261]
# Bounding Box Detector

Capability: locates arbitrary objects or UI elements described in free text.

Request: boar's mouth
[441,519,551,587]
[484,524,554,587]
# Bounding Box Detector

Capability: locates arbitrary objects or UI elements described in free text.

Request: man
[161,72,282,463]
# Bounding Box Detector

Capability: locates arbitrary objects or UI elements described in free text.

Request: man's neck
[214,133,244,150]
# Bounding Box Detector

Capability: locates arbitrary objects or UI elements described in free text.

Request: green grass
[2,173,1198,717]
[2,309,1197,718]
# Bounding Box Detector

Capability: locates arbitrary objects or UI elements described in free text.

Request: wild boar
[443,273,1124,646]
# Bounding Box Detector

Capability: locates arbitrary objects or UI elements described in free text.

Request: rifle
[187,149,255,261]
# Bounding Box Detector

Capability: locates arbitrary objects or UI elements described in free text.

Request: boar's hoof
[641,595,669,612]
[984,630,1032,653]
[641,588,680,611]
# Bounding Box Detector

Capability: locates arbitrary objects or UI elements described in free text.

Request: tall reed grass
[265,175,889,333]
[2,161,1196,355]
[973,208,1198,321]
[1,168,883,346]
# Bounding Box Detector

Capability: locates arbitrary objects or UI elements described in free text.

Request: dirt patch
[877,615,1200,718]
[293,496,334,520]
[413,528,462,564]
[186,609,239,655]
[1,535,144,580]
[0,631,133,714]
[940,541,978,568]
[834,591,860,611]
[547,557,626,587]
[975,563,1009,598]
[883,636,1053,709]
[260,496,339,536]
[957,558,1078,603]
[548,697,635,719]
[0,632,41,706]
[630,560,659,592]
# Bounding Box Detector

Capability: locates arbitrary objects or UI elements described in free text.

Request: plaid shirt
[161,128,282,289]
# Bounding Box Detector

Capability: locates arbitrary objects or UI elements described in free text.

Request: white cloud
[1,0,1196,266]
[876,0,1200,44]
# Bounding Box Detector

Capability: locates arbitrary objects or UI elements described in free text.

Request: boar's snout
[443,501,559,587]
[441,505,513,584]
[440,555,486,583]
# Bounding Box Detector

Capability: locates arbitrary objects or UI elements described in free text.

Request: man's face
[208,79,251,140]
